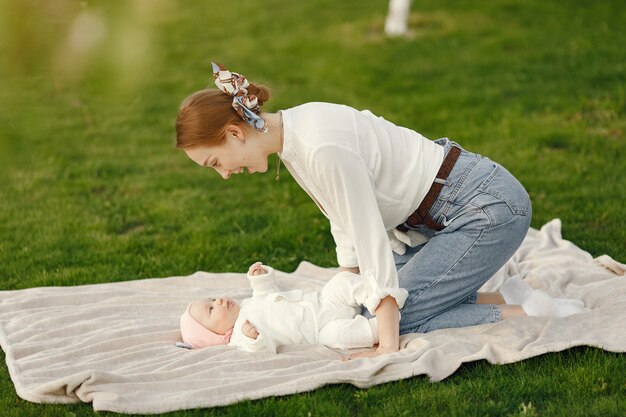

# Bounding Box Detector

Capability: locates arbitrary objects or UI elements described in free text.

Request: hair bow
[211,62,268,133]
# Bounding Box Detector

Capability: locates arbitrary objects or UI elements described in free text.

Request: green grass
[1,0,625,415]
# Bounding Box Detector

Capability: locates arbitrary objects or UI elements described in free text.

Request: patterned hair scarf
[211,62,268,133]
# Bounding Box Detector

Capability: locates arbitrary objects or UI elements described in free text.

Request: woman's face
[189,297,240,335]
[184,128,269,179]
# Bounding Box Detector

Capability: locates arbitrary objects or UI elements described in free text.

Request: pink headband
[179,303,233,349]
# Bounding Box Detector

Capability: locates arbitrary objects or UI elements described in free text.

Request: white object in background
[385,0,412,37]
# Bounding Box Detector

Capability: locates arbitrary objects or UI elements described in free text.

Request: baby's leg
[320,271,369,311]
[318,316,378,349]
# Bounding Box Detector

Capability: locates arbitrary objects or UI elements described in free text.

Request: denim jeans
[392,138,532,334]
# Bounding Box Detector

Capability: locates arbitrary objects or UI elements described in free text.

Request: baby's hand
[242,320,259,339]
[248,262,267,276]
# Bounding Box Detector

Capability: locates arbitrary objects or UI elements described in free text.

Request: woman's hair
[175,83,271,150]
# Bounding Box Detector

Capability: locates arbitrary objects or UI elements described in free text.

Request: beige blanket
[1,219,624,414]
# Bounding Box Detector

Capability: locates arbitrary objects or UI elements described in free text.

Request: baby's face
[189,297,240,335]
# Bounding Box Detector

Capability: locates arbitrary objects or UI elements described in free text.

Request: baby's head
[180,297,240,349]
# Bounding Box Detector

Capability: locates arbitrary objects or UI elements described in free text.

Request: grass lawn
[1,0,625,416]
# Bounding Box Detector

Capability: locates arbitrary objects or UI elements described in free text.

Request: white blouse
[279,102,444,314]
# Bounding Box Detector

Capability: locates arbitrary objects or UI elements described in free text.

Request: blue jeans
[393,138,532,334]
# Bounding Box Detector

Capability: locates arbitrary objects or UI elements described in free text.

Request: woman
[175,63,576,359]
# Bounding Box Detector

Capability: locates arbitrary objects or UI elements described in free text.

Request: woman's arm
[374,295,400,351]
[338,266,360,274]
[308,145,407,359]
[347,296,399,359]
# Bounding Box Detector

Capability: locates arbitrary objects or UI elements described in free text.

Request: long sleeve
[232,332,277,354]
[229,312,279,353]
[247,266,279,297]
[330,220,358,268]
[309,145,408,315]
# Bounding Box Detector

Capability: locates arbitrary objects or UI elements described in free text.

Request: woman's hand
[342,345,399,361]
[342,295,400,361]
[242,320,259,339]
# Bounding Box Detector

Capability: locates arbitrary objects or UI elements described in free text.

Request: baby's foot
[248,262,268,276]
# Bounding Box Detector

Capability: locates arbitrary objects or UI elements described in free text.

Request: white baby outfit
[228,267,379,353]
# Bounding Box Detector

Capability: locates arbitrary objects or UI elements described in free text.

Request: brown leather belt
[397,146,461,232]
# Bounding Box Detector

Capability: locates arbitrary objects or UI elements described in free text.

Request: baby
[180,263,590,353]
[179,262,380,352]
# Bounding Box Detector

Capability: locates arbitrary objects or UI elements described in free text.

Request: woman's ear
[225,124,246,143]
